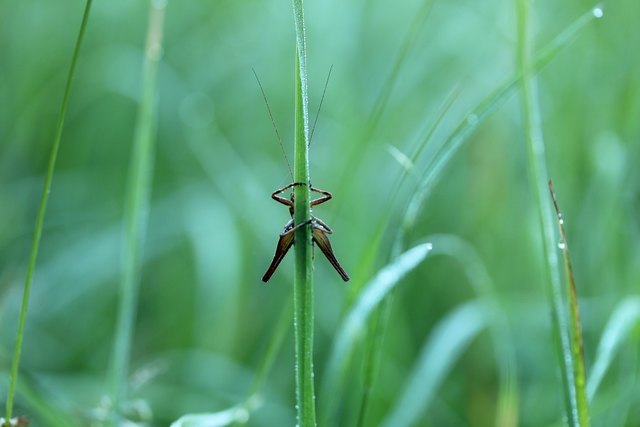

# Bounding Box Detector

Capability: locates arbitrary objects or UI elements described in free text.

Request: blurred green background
[1,0,639,426]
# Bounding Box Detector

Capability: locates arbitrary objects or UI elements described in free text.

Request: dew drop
[558,242,566,249]
[592,7,604,18]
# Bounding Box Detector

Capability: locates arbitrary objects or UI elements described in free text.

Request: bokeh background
[1,0,638,426]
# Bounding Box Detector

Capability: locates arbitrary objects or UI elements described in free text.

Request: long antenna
[308,64,333,147]
[252,68,294,182]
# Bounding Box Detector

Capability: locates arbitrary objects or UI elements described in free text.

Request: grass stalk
[515,0,585,425]
[3,0,93,421]
[549,181,590,424]
[291,0,315,425]
[109,0,166,421]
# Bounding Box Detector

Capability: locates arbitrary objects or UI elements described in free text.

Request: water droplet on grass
[592,7,604,18]
[558,242,566,249]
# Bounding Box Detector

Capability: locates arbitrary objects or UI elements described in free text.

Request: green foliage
[1,0,638,426]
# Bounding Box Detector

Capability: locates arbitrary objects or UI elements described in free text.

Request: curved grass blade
[587,297,640,401]
[382,300,489,427]
[4,0,93,421]
[320,243,433,424]
[109,0,166,421]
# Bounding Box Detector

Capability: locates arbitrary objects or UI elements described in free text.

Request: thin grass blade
[516,0,587,425]
[3,0,93,420]
[109,0,166,421]
[404,5,602,230]
[587,297,640,401]
[549,181,590,424]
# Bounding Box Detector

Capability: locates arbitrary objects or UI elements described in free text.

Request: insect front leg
[271,182,307,207]
[310,186,332,207]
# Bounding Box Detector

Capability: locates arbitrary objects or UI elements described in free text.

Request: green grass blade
[382,300,489,427]
[405,5,601,229]
[549,181,589,423]
[320,243,433,424]
[3,0,93,420]
[587,297,640,401]
[365,0,435,139]
[291,1,315,425]
[515,0,586,425]
[109,0,166,421]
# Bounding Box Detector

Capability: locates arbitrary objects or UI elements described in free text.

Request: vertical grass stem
[109,0,166,421]
[291,0,316,425]
[515,0,585,425]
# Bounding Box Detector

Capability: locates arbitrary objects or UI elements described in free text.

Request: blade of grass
[331,0,436,223]
[365,0,435,139]
[291,0,315,425]
[404,5,602,230]
[109,0,166,422]
[3,0,93,421]
[587,297,640,401]
[319,243,433,425]
[516,1,588,425]
[549,181,589,423]
[382,300,489,427]
[351,5,599,422]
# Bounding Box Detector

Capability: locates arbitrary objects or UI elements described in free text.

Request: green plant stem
[291,0,315,425]
[109,0,166,422]
[4,0,93,421]
[515,0,584,425]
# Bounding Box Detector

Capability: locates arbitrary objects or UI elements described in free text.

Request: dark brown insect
[262,182,350,282]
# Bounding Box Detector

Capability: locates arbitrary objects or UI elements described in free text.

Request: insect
[253,67,349,283]
[261,182,350,282]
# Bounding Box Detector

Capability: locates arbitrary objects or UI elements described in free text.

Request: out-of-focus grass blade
[320,243,433,424]
[549,181,589,423]
[382,300,489,427]
[587,297,640,401]
[364,0,435,141]
[404,5,603,229]
[347,85,459,304]
[515,2,600,426]
[4,0,93,421]
[110,0,166,421]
